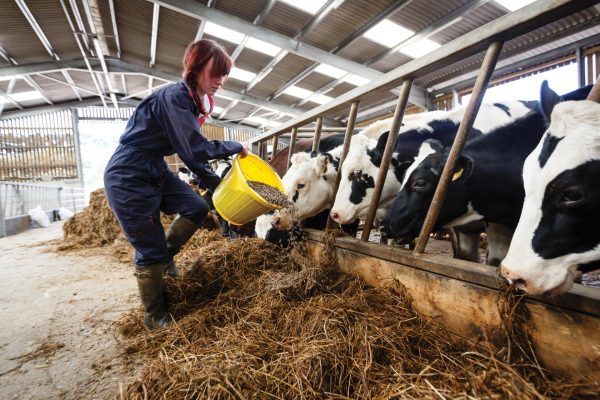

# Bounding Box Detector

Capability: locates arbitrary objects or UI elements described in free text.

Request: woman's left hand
[239,143,251,158]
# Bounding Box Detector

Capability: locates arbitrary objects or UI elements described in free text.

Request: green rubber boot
[165,215,199,277]
[134,263,170,330]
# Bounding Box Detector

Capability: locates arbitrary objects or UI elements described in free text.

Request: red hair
[182,39,232,93]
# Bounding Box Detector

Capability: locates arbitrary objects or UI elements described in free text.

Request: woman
[104,39,248,330]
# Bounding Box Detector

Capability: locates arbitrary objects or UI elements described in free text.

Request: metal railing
[0,181,86,237]
[248,0,598,248]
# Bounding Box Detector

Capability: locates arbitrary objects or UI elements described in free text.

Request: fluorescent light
[494,0,537,11]
[315,63,347,79]
[0,90,43,104]
[245,37,281,56]
[228,67,256,82]
[278,0,327,15]
[283,85,313,99]
[0,75,17,82]
[211,105,223,114]
[204,22,244,44]
[309,94,333,105]
[399,38,441,59]
[343,74,370,86]
[363,20,413,48]
[245,116,282,127]
[214,93,233,101]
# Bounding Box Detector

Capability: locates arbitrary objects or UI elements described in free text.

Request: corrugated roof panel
[429,2,505,44]
[0,1,53,63]
[247,53,314,98]
[296,73,336,92]
[336,37,388,65]
[261,2,312,38]
[369,51,412,73]
[155,7,198,72]
[26,0,81,60]
[301,0,394,51]
[30,72,82,103]
[214,0,265,23]
[233,48,274,75]
[115,0,153,65]
[392,0,472,32]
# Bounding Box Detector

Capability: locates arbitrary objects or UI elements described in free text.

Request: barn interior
[1,0,599,399]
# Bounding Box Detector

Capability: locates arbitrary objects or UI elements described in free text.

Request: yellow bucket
[213,153,285,226]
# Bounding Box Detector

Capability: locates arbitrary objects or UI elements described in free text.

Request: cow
[500,84,600,295]
[329,101,536,226]
[380,82,592,266]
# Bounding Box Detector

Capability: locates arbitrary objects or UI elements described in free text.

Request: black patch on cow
[292,190,299,203]
[538,134,563,168]
[532,160,600,259]
[326,153,340,171]
[494,103,511,117]
[349,173,375,204]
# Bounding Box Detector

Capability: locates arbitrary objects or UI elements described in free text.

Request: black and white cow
[329,101,536,226]
[500,84,600,295]
[380,82,592,266]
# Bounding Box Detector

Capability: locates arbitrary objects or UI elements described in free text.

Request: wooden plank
[305,239,600,381]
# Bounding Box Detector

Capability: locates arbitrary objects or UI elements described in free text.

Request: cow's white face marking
[281,146,342,220]
[502,100,600,295]
[442,202,484,228]
[399,141,437,191]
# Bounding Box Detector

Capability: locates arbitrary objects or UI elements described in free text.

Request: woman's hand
[239,143,251,158]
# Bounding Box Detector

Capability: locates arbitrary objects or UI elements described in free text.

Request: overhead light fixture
[309,94,333,105]
[278,0,328,15]
[245,115,282,127]
[494,0,537,12]
[229,67,257,82]
[363,19,413,48]
[282,85,314,99]
[0,75,17,82]
[245,37,281,56]
[342,74,370,86]
[399,38,441,59]
[0,90,44,104]
[315,63,347,79]
[204,22,244,44]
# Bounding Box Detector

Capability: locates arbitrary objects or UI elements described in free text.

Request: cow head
[281,151,338,220]
[330,133,404,224]
[500,84,600,295]
[380,139,473,244]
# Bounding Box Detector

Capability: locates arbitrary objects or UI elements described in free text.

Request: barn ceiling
[1,0,599,129]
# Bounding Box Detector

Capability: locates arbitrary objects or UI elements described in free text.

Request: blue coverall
[104,81,243,266]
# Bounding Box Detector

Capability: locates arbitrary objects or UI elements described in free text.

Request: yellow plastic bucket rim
[234,153,285,210]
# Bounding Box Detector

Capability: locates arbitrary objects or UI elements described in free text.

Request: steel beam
[108,0,122,58]
[150,3,160,67]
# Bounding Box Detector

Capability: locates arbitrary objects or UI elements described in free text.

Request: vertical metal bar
[361,79,413,241]
[327,101,359,229]
[311,116,323,153]
[413,41,504,255]
[271,134,279,160]
[286,127,298,172]
[576,47,585,87]
[587,53,594,86]
[72,109,84,183]
[0,184,6,238]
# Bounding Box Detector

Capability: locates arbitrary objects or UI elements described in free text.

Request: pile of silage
[116,232,599,399]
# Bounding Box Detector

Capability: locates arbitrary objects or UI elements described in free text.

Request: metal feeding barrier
[0,181,86,237]
[248,0,598,247]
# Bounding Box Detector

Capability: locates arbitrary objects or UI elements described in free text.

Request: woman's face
[196,57,228,96]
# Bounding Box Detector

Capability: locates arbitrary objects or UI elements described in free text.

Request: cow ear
[376,130,390,151]
[316,154,328,175]
[290,152,310,166]
[540,80,561,122]
[451,156,473,183]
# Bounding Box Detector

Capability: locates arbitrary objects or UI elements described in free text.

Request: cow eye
[411,178,428,191]
[297,183,305,190]
[559,187,585,208]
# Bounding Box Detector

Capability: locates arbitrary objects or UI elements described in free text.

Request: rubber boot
[165,215,199,277]
[134,263,170,330]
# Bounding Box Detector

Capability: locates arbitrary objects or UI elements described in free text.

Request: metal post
[576,47,585,87]
[71,108,84,184]
[327,101,359,229]
[413,41,504,255]
[286,127,298,172]
[271,134,279,160]
[311,116,323,153]
[361,79,413,241]
[0,184,6,238]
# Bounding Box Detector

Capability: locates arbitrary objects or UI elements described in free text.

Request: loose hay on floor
[116,234,598,400]
[57,189,598,399]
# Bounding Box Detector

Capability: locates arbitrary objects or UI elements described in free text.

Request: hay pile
[116,235,598,399]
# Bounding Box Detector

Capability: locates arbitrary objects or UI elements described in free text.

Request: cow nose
[500,265,527,290]
[330,211,339,221]
[271,217,280,228]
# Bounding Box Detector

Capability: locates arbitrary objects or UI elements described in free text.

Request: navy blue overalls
[104,81,243,267]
